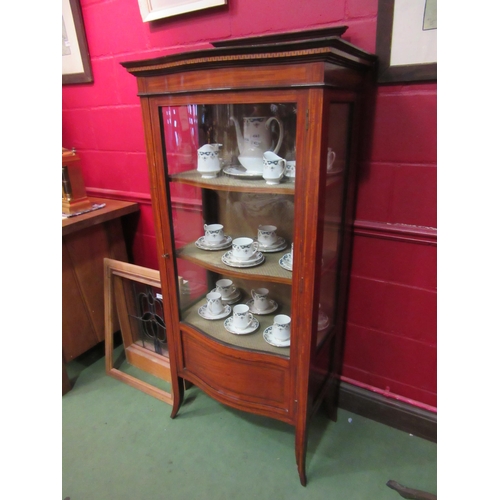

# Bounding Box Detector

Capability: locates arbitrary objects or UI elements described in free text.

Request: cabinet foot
[170,377,185,419]
[298,468,307,487]
[295,422,308,487]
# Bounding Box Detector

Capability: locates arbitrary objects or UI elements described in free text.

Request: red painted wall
[62,0,437,409]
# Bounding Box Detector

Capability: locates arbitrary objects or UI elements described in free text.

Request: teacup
[262,151,286,185]
[206,291,224,316]
[232,304,253,330]
[285,160,296,180]
[327,148,336,172]
[232,237,259,261]
[204,223,225,245]
[257,224,278,247]
[216,278,236,299]
[272,314,291,341]
[251,288,270,312]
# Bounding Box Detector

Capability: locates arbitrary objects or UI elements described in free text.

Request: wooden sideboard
[62,197,139,393]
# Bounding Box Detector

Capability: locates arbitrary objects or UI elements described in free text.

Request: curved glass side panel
[316,102,353,349]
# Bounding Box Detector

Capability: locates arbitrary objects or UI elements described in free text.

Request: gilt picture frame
[376,0,437,83]
[138,0,227,23]
[62,0,93,84]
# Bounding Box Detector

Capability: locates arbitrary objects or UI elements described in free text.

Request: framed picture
[138,0,227,22]
[376,0,437,83]
[62,0,93,84]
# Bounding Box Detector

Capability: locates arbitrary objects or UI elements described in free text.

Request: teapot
[230,116,283,171]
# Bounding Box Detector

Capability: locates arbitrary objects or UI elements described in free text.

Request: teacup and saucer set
[279,243,293,272]
[285,161,296,182]
[224,304,259,335]
[256,225,287,253]
[210,279,242,305]
[326,148,343,175]
[246,288,278,315]
[317,305,330,331]
[195,223,232,251]
[198,292,231,321]
[263,314,291,347]
[222,237,265,268]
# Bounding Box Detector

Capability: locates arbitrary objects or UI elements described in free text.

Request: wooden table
[62,197,140,394]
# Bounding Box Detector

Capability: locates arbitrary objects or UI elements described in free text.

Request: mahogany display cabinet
[122,29,376,485]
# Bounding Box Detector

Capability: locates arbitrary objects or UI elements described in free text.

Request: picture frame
[376,0,437,83]
[138,0,227,22]
[104,258,174,405]
[62,0,93,84]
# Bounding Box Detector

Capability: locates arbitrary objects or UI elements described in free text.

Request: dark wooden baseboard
[337,382,437,442]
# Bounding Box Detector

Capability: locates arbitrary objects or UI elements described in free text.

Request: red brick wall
[62,0,437,408]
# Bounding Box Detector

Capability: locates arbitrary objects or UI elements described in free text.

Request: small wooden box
[62,148,92,214]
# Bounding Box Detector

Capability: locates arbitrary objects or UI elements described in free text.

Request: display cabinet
[122,29,376,485]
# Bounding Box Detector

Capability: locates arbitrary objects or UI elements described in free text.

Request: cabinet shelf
[181,297,290,358]
[170,169,295,194]
[176,241,293,285]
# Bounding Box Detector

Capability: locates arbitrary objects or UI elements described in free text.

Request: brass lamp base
[62,147,92,215]
[62,197,93,215]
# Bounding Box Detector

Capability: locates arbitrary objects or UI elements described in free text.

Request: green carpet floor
[62,345,437,500]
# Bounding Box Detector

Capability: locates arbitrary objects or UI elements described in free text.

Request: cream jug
[197,143,223,178]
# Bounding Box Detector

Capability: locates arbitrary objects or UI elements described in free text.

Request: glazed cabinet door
[153,93,302,421]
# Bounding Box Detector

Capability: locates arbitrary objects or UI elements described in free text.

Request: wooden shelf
[176,241,293,285]
[181,297,290,358]
[170,169,295,194]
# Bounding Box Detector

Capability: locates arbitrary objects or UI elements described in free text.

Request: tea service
[224,304,259,335]
[257,224,287,252]
[230,115,284,172]
[317,304,330,331]
[262,151,286,185]
[326,147,343,175]
[247,287,278,315]
[195,223,232,250]
[279,243,293,271]
[211,278,241,304]
[222,237,265,268]
[197,143,223,178]
[285,160,296,181]
[198,291,232,320]
[263,314,291,347]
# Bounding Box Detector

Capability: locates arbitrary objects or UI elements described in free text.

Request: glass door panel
[161,102,297,356]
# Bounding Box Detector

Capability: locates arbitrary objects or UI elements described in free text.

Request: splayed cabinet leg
[295,424,308,487]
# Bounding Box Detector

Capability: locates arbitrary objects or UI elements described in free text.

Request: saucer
[198,304,232,320]
[263,326,290,347]
[222,250,265,268]
[223,165,263,179]
[224,316,259,335]
[279,253,293,271]
[195,235,232,251]
[246,299,278,315]
[327,167,344,175]
[257,236,287,253]
[211,287,242,305]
